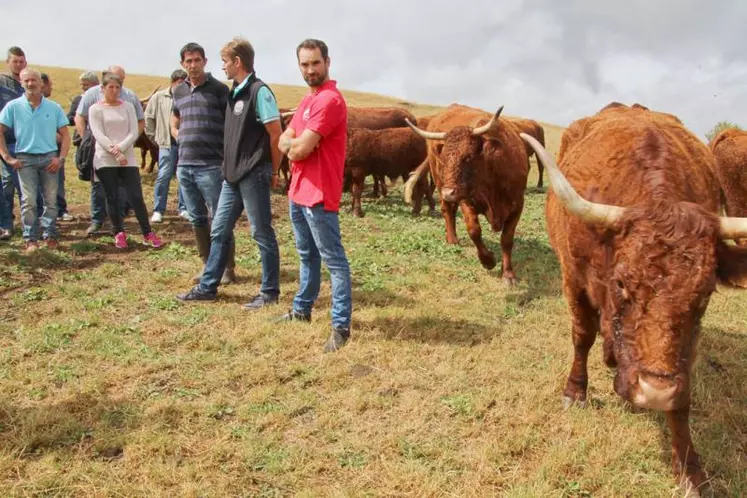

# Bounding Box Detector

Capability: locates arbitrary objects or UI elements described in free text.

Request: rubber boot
[220,240,236,284]
[192,226,211,284]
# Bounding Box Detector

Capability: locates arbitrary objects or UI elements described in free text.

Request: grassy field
[0,66,744,497]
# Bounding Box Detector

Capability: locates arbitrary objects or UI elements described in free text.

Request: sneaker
[0,229,10,241]
[179,210,191,221]
[59,212,74,222]
[150,212,163,223]
[24,240,39,253]
[242,293,279,311]
[176,286,217,302]
[143,232,163,248]
[274,309,312,323]
[44,238,59,250]
[323,327,351,353]
[86,223,103,237]
[114,232,128,249]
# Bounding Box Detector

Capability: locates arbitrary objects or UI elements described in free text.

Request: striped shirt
[172,73,229,167]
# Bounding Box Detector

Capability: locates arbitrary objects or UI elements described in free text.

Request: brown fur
[136,94,159,173]
[710,128,747,245]
[507,117,545,188]
[422,104,528,282]
[548,102,747,491]
[346,127,434,217]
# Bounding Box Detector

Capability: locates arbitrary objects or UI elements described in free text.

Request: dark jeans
[96,167,151,236]
[0,143,22,230]
[289,200,352,329]
[91,179,126,225]
[153,145,185,214]
[176,164,223,228]
[198,163,279,295]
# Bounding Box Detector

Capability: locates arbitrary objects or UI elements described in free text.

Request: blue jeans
[0,143,22,230]
[36,163,67,217]
[199,164,280,295]
[153,146,185,214]
[16,152,59,241]
[289,201,352,329]
[176,165,223,227]
[90,180,127,225]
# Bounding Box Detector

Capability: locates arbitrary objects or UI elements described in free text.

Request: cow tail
[404,159,430,204]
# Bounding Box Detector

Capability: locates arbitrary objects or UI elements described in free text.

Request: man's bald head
[108,65,126,82]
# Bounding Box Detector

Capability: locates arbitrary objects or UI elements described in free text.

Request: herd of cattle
[127,90,747,495]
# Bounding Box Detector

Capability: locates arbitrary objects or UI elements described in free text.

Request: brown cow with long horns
[404,104,528,284]
[522,102,747,496]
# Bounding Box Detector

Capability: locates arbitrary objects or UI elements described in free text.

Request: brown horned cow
[507,117,545,189]
[135,86,161,173]
[405,104,528,284]
[346,127,435,217]
[710,128,747,246]
[522,102,747,496]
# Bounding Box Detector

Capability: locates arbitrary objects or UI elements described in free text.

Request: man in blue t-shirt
[177,37,282,309]
[0,69,70,251]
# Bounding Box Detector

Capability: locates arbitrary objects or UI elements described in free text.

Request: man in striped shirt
[171,42,235,284]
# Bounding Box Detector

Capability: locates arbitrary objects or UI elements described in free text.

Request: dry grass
[0,66,744,497]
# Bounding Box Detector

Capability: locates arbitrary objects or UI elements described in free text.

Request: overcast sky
[3,0,745,138]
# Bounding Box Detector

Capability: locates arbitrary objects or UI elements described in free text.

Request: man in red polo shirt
[277,38,352,353]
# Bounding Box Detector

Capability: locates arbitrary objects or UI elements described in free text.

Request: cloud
[2,0,745,137]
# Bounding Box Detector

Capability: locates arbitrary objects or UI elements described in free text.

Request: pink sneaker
[143,232,163,248]
[114,231,128,249]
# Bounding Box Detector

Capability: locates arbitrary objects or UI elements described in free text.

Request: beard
[303,70,327,87]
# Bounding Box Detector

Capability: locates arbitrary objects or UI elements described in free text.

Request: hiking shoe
[242,293,279,311]
[176,286,217,302]
[323,327,351,353]
[179,210,191,221]
[274,309,311,323]
[86,223,103,237]
[114,232,128,249]
[150,212,163,223]
[59,212,74,222]
[0,229,10,241]
[143,232,163,248]
[44,238,59,250]
[24,240,39,253]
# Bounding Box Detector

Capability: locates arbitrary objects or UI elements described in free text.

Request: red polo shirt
[287,80,348,212]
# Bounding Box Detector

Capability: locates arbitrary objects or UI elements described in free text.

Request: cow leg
[442,200,458,244]
[460,203,496,270]
[666,408,705,496]
[140,148,147,169]
[536,157,544,190]
[499,210,521,285]
[351,170,365,218]
[424,174,437,216]
[562,289,599,408]
[378,175,388,197]
[410,175,428,217]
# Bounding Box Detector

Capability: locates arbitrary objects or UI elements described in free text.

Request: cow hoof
[354,211,365,218]
[502,274,519,287]
[428,210,440,218]
[479,255,497,270]
[562,396,587,410]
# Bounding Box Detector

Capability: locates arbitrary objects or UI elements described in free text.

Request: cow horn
[405,118,446,140]
[719,217,747,240]
[403,159,431,204]
[472,106,504,136]
[520,133,626,227]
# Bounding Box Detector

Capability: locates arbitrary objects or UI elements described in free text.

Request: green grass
[0,68,744,497]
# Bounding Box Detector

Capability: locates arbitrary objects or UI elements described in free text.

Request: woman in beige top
[89,73,162,249]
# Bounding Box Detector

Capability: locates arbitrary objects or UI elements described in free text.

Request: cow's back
[347,107,417,130]
[547,104,720,285]
[711,128,747,218]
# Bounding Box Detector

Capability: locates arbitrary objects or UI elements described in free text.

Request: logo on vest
[233,101,245,116]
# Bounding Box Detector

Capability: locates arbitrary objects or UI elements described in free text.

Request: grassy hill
[0,67,744,497]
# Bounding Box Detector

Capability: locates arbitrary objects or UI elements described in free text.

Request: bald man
[75,65,144,236]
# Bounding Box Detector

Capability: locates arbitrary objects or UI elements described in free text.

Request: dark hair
[7,46,25,59]
[296,39,329,60]
[170,69,188,82]
[180,42,206,62]
[221,37,255,73]
[40,73,49,84]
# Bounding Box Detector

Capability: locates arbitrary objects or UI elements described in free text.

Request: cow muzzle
[630,374,686,411]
